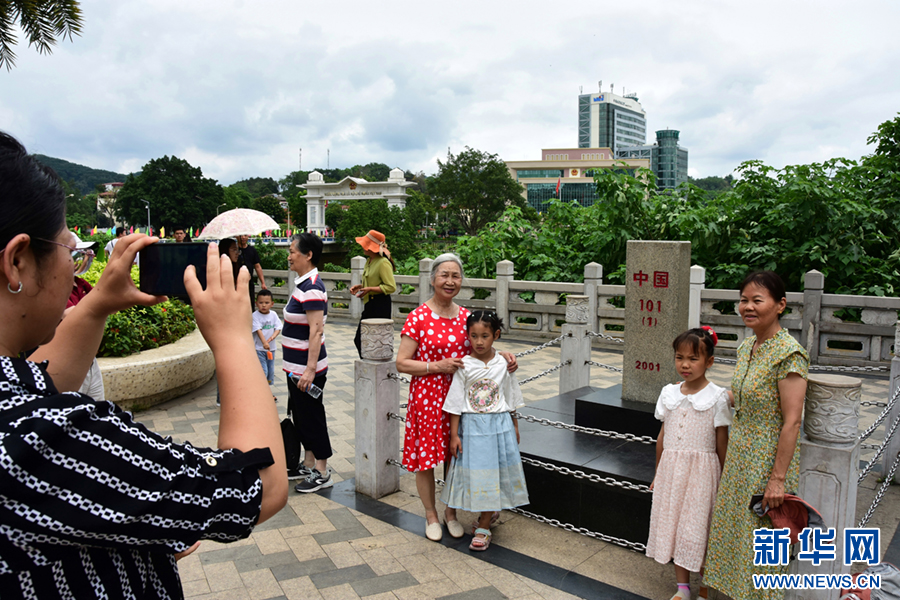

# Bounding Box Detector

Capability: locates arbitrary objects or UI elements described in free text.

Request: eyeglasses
[36,238,96,275]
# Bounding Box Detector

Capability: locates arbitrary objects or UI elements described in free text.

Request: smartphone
[139,242,208,299]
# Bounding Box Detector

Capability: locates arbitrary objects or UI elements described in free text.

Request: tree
[231,177,279,198]
[116,156,224,231]
[430,147,526,236]
[0,0,83,70]
[223,185,253,210]
[252,195,286,224]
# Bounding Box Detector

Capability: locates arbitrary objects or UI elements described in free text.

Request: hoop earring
[7,281,22,294]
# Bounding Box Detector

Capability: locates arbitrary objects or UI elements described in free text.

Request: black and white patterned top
[0,356,274,599]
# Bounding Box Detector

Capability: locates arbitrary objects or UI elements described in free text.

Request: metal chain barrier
[521,456,650,493]
[859,411,900,483]
[387,372,410,384]
[387,458,444,486]
[513,411,656,445]
[714,357,738,365]
[586,360,623,373]
[858,385,900,442]
[509,507,646,553]
[859,451,900,528]
[387,412,406,423]
[518,360,570,386]
[513,333,570,358]
[861,401,888,408]
[586,331,625,344]
[860,444,881,450]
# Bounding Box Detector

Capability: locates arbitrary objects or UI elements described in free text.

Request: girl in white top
[440,310,529,551]
[646,327,732,600]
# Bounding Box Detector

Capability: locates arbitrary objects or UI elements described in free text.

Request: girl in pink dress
[646,327,732,600]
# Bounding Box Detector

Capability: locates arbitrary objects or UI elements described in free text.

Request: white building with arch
[300,168,416,236]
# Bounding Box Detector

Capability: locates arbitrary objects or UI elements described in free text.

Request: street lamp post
[216,203,227,215]
[141,199,150,233]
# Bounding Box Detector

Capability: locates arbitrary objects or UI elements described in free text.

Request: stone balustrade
[259,260,899,368]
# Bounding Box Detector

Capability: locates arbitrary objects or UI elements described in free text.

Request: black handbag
[281,407,302,470]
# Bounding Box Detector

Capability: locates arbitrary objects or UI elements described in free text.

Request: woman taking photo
[705,271,809,600]
[396,253,516,542]
[350,230,396,358]
[0,132,287,598]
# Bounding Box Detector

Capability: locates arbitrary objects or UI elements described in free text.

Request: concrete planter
[99,328,215,411]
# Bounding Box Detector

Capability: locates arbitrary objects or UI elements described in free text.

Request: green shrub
[254,239,289,270]
[99,301,196,357]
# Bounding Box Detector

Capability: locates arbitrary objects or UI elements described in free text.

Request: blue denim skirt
[440,412,529,512]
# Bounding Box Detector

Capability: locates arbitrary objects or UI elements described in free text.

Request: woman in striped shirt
[282,233,334,493]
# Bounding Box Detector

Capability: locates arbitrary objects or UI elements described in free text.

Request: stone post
[582,262,603,336]
[884,321,900,482]
[689,265,705,329]
[287,270,297,299]
[496,260,514,333]
[621,241,692,404]
[801,270,824,363]
[418,258,433,307]
[559,295,591,395]
[355,319,400,499]
[787,374,861,599]
[350,255,365,321]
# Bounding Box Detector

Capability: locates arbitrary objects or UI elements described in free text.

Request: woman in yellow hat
[350,230,397,357]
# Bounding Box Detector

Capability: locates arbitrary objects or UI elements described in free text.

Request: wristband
[426,362,430,374]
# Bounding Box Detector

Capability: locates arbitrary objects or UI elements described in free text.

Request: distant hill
[32,154,133,195]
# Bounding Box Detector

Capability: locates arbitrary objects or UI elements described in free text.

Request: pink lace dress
[645,382,732,572]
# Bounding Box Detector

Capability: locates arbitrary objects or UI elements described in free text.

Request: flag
[555,177,561,196]
[161,226,166,238]
[129,226,134,234]
[92,226,97,235]
[190,226,194,237]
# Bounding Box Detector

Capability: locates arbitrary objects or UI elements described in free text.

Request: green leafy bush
[99,301,195,357]
[254,239,289,270]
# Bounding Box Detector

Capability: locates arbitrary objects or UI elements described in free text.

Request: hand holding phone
[89,234,167,316]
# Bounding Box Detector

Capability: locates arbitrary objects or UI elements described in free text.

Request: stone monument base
[574,385,661,438]
[519,386,657,544]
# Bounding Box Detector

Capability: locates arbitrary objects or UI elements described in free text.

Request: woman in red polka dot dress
[397,254,517,542]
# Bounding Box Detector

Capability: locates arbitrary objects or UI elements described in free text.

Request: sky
[3,0,899,185]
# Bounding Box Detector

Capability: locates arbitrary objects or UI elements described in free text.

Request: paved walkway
[131,321,900,600]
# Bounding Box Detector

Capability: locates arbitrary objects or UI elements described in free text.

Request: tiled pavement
[133,320,900,600]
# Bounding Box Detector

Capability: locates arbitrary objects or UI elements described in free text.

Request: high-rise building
[615,129,689,190]
[578,85,647,153]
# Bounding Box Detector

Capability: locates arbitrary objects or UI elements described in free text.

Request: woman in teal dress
[705,271,809,600]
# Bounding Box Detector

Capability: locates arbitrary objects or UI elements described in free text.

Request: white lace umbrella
[196,208,280,239]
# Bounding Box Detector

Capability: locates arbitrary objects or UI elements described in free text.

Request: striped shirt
[281,268,328,376]
[0,356,273,599]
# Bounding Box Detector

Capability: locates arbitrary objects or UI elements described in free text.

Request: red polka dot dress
[401,304,471,472]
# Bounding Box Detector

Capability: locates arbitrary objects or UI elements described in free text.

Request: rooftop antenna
[598,80,602,92]
[579,85,582,94]
[299,147,302,171]
[327,149,330,169]
[611,83,614,94]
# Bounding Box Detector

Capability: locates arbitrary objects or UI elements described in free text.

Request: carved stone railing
[257,260,898,367]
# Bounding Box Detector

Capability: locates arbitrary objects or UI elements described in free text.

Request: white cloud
[2,0,898,183]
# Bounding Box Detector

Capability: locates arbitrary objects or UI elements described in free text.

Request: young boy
[252,290,282,399]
